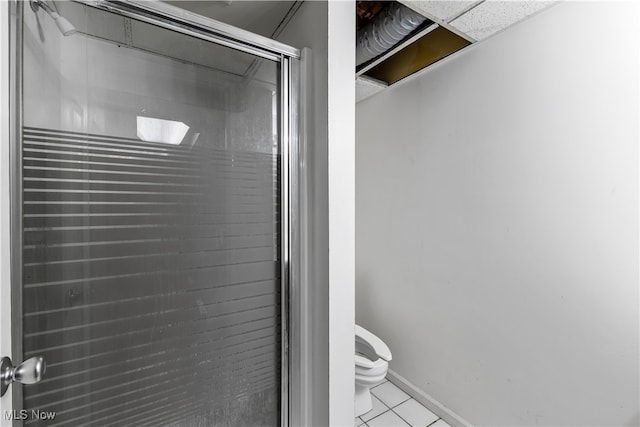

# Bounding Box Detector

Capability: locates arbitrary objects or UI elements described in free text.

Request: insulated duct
[356,3,428,67]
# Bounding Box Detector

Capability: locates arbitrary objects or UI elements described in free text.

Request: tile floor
[355,379,452,427]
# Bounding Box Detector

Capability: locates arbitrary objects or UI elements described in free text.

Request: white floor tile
[393,399,439,427]
[366,410,410,427]
[361,395,389,422]
[371,381,411,408]
[429,420,451,427]
[356,416,365,426]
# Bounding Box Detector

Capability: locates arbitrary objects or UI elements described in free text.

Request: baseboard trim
[386,369,473,427]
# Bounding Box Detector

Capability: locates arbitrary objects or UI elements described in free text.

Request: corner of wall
[328,1,356,425]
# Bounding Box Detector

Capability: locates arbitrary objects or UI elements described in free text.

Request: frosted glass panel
[21,3,281,426]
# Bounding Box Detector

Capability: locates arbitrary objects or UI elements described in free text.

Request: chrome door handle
[0,356,46,397]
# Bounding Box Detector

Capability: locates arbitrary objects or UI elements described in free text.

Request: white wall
[277,2,355,425]
[327,2,355,425]
[356,2,639,426]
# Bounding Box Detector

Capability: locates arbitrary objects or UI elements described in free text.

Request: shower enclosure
[4,1,300,425]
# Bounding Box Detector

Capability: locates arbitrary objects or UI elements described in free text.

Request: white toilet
[355,325,392,417]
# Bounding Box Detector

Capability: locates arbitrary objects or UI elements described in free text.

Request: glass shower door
[18,2,286,425]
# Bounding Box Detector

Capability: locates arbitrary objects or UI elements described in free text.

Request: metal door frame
[8,1,300,425]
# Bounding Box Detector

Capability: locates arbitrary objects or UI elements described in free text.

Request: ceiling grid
[356,0,558,103]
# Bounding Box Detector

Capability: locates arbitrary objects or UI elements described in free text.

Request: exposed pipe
[356,3,427,67]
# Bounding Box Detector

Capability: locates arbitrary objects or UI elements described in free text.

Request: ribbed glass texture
[21,3,281,426]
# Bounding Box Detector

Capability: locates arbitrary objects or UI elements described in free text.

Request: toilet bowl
[355,325,392,417]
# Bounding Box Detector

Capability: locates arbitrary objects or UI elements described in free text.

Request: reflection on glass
[136,116,190,145]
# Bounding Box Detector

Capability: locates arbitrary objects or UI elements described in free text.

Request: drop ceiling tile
[399,1,481,23]
[450,1,556,41]
[356,76,387,103]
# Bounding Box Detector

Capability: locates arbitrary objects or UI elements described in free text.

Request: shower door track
[78,0,300,61]
[8,1,301,426]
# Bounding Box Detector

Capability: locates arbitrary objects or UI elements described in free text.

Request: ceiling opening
[356,0,557,103]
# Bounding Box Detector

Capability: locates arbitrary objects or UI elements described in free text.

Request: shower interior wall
[24,3,277,151]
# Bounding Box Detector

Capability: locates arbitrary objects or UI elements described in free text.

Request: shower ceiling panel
[166,1,296,39]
